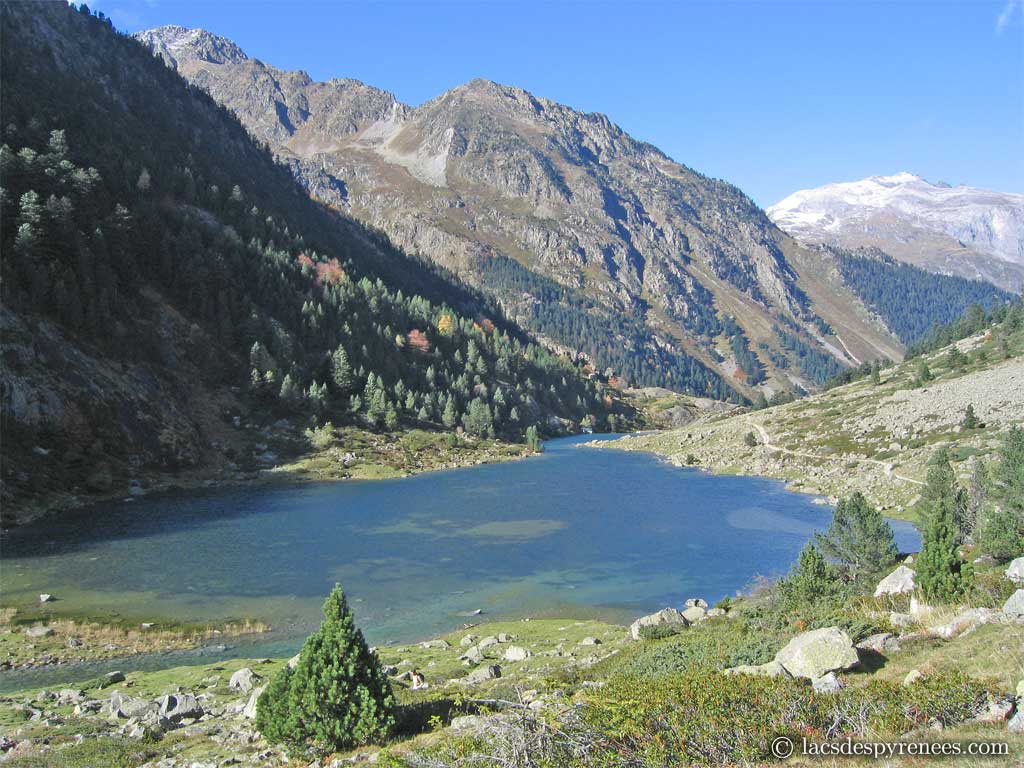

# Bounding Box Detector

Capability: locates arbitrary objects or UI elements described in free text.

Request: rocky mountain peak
[135,25,249,69]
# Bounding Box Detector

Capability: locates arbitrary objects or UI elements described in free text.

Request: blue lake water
[1,434,919,656]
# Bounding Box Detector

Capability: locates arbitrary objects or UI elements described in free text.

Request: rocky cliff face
[768,173,1024,292]
[136,26,903,395]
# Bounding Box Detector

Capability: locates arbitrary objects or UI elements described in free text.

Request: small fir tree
[962,404,978,430]
[256,585,395,752]
[778,543,841,607]
[917,500,973,604]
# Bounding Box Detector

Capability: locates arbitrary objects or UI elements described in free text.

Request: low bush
[583,669,995,765]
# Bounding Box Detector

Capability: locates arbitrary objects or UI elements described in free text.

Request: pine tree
[870,361,881,386]
[921,448,970,545]
[441,398,458,429]
[814,492,898,579]
[962,403,978,430]
[330,345,354,394]
[256,585,395,752]
[917,499,973,604]
[778,543,840,607]
[525,424,542,452]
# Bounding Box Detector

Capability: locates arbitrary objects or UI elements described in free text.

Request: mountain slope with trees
[0,1,619,521]
[134,25,909,399]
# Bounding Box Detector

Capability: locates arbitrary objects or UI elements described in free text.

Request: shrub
[637,623,685,642]
[256,585,395,753]
[582,670,993,765]
[743,431,758,447]
[976,508,1024,561]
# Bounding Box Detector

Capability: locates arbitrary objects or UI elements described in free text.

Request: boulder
[243,686,264,720]
[104,671,126,685]
[629,608,689,640]
[684,598,708,609]
[478,636,499,649]
[460,646,484,665]
[927,608,999,639]
[972,697,1015,724]
[1006,557,1024,584]
[774,627,859,680]
[1003,589,1024,619]
[461,665,501,685]
[459,634,478,647]
[497,633,515,643]
[229,667,260,693]
[681,606,707,623]
[1009,711,1024,733]
[705,607,727,618]
[38,594,54,603]
[579,636,602,646]
[287,654,300,669]
[419,639,450,650]
[724,660,788,677]
[856,633,900,655]
[156,693,203,722]
[903,669,924,686]
[503,645,531,662]
[873,565,916,597]
[24,625,53,638]
[812,672,844,694]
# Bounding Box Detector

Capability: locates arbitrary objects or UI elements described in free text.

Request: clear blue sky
[87,0,1023,206]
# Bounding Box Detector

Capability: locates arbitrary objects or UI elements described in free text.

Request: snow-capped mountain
[767,173,1024,292]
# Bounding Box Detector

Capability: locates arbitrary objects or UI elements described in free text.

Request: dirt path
[748,421,925,487]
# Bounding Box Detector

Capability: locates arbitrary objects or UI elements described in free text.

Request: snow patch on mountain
[768,173,1024,267]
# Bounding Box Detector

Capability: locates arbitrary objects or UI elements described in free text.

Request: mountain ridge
[768,173,1024,292]
[135,24,909,397]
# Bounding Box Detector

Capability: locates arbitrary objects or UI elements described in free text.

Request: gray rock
[38,594,55,603]
[497,633,515,643]
[705,607,727,618]
[460,646,484,665]
[156,693,203,722]
[478,636,499,649]
[1009,710,1024,733]
[461,665,501,684]
[578,636,602,646]
[774,627,859,680]
[903,669,924,686]
[927,607,998,639]
[1003,589,1024,618]
[419,639,450,649]
[1006,557,1024,584]
[503,645,531,662]
[228,667,260,693]
[459,634,478,647]
[629,608,689,640]
[812,672,844,693]
[684,598,708,609]
[24,625,53,638]
[243,686,265,720]
[856,633,900,655]
[681,606,706,623]
[873,565,916,597]
[972,697,1014,723]
[104,671,126,684]
[287,653,300,669]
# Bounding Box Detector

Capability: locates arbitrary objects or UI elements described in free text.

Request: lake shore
[2,426,548,530]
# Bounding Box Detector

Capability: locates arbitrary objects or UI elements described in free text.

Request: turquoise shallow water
[1,434,919,657]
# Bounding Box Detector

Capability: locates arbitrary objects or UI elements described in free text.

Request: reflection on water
[1,434,920,649]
